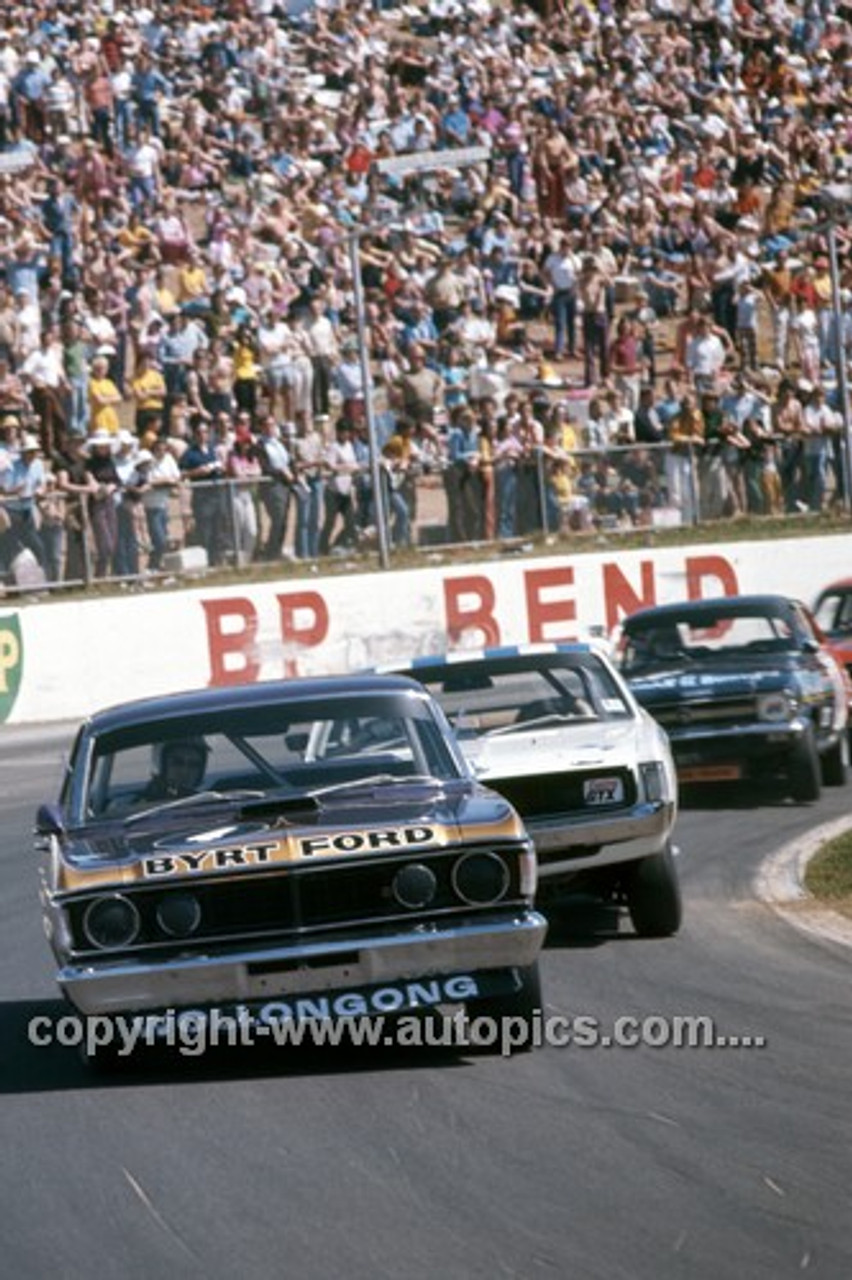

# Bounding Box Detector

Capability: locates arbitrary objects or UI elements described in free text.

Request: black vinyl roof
[623,595,799,628]
[82,674,427,736]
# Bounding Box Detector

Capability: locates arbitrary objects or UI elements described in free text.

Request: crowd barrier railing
[0,440,847,593]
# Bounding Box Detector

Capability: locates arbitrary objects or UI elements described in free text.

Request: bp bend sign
[0,615,22,722]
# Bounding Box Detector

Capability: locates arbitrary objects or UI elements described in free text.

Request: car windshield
[406,653,633,740]
[75,692,464,823]
[621,607,798,674]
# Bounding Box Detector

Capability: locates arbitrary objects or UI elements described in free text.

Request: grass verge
[805,833,852,920]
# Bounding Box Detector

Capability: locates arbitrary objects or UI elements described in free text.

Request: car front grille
[66,846,524,957]
[651,698,757,729]
[486,768,636,819]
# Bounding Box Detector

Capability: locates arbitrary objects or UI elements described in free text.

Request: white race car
[385,644,681,938]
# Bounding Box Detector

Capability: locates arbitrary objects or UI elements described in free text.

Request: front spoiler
[58,911,548,1015]
[528,801,675,878]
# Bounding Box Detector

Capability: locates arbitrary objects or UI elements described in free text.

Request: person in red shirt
[84,63,115,155]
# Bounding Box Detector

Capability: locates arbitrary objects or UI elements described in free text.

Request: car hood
[627,656,795,707]
[55,779,523,892]
[460,717,656,779]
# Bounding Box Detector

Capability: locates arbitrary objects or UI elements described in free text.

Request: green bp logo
[0,615,22,722]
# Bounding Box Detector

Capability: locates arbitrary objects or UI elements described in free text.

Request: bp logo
[0,615,22,723]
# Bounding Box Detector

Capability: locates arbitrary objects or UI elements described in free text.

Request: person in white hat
[0,426,46,577]
[83,428,120,577]
[140,437,179,571]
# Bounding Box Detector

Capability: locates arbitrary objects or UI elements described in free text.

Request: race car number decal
[583,777,624,805]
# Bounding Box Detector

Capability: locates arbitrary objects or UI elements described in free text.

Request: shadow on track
[677,778,813,810]
[540,896,627,949]
[0,997,477,1094]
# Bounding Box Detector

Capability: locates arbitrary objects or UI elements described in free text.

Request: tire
[821,733,848,788]
[789,729,822,802]
[468,963,543,1054]
[624,844,682,938]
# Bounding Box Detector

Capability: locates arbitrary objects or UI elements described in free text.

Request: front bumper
[665,719,813,773]
[528,800,675,879]
[58,910,548,1015]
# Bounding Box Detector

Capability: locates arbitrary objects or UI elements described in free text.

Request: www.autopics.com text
[27,1008,768,1059]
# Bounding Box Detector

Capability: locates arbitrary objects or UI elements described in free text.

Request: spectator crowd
[2,0,852,588]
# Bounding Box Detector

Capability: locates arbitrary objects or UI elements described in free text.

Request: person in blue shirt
[11,52,49,143]
[401,301,439,360]
[445,405,482,541]
[1,432,46,574]
[481,212,514,259]
[131,55,171,136]
[179,421,228,566]
[441,97,472,149]
[41,178,77,288]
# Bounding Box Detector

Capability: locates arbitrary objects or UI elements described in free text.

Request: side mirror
[35,803,65,837]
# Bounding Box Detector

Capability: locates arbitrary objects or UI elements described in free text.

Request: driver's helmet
[154,736,210,792]
[648,625,683,659]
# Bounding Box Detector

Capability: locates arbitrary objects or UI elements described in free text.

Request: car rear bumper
[58,910,548,1015]
[528,800,675,877]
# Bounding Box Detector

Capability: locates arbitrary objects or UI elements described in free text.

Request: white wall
[1,533,850,724]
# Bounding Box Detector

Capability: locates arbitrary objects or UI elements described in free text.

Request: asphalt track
[1,724,850,1280]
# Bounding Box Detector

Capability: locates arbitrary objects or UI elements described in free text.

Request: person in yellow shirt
[115,210,157,266]
[131,352,167,435]
[88,354,123,435]
[154,265,178,319]
[233,323,260,422]
[665,391,704,525]
[177,250,211,317]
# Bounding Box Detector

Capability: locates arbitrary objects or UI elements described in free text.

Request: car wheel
[821,733,848,787]
[624,844,682,938]
[789,729,822,802]
[467,963,543,1054]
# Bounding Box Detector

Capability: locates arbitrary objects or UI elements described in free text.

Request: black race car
[36,675,545,1062]
[617,595,849,803]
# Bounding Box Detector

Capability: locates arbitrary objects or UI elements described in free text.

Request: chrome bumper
[59,911,548,1015]
[665,721,808,749]
[528,801,675,878]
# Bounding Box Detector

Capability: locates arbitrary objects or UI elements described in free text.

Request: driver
[143,737,209,799]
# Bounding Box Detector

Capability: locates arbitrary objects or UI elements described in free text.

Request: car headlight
[640,761,668,803]
[83,894,141,950]
[391,863,437,910]
[156,893,202,938]
[757,692,797,722]
[452,852,510,906]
